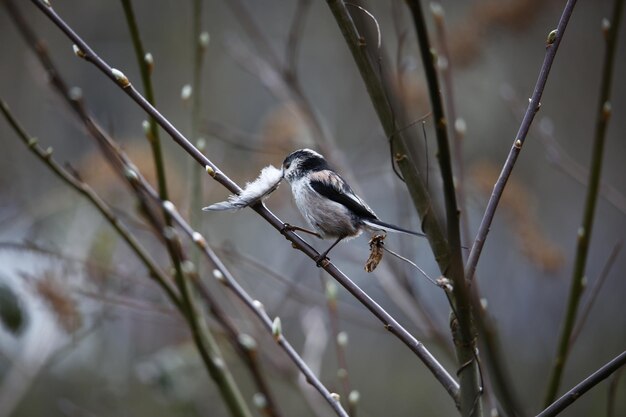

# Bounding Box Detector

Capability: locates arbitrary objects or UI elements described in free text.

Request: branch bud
[42,0,52,7]
[238,333,257,352]
[68,87,82,101]
[601,18,611,39]
[252,393,267,410]
[429,47,438,65]
[111,68,130,88]
[199,31,210,50]
[72,44,86,59]
[546,29,558,45]
[181,260,195,275]
[252,299,264,311]
[348,390,360,406]
[142,120,153,142]
[43,146,53,159]
[205,165,216,177]
[196,137,206,151]
[430,2,444,21]
[212,357,225,370]
[162,200,176,214]
[181,84,192,101]
[454,117,467,137]
[330,393,340,402]
[144,52,154,73]
[212,268,225,284]
[272,317,282,341]
[337,331,348,347]
[124,168,139,183]
[192,232,206,248]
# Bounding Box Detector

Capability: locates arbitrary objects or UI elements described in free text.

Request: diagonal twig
[465,0,578,283]
[536,350,626,417]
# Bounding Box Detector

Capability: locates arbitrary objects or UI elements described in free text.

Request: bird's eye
[284,162,291,169]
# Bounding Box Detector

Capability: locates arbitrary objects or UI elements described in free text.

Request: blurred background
[0,1,625,416]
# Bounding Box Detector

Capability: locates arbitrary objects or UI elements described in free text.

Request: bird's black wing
[308,171,377,220]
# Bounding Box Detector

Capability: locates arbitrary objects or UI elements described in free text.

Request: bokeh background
[0,1,625,416]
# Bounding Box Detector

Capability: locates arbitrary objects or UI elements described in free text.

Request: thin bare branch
[465,0,578,282]
[537,350,626,417]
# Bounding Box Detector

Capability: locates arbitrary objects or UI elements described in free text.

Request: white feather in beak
[202,165,284,211]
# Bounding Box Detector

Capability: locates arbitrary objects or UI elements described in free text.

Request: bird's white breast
[290,178,360,239]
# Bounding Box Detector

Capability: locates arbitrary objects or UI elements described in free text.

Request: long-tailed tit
[282,148,425,263]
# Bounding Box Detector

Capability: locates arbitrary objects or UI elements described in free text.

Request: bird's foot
[315,255,330,268]
[280,223,294,235]
[281,223,321,238]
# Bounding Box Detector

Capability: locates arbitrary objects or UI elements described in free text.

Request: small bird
[282,148,425,263]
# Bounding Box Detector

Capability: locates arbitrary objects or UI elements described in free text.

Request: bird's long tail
[362,218,426,237]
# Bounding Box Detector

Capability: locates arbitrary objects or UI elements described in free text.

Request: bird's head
[282,148,328,182]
